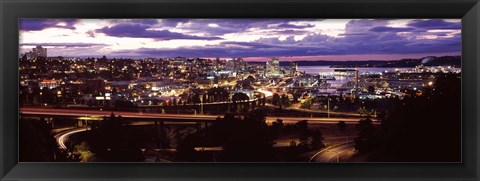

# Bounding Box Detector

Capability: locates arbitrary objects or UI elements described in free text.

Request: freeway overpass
[19,107,376,125]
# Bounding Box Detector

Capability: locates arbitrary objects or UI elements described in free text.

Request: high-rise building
[234,58,246,70]
[266,57,280,77]
[225,59,235,70]
[290,62,298,76]
[213,57,220,68]
[33,46,47,58]
[24,46,47,59]
[355,68,360,92]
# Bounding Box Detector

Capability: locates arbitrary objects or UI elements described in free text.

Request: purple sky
[19,19,461,61]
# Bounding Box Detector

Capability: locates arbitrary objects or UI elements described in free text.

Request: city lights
[19,19,461,163]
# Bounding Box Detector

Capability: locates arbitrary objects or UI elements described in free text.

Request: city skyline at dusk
[19,19,461,61]
[19,18,461,163]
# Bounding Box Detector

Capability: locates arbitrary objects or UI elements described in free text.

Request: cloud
[115,19,460,58]
[159,19,190,27]
[19,19,461,59]
[369,27,415,32]
[174,19,318,36]
[277,23,314,29]
[270,30,309,35]
[175,19,260,36]
[407,19,461,30]
[254,36,299,45]
[19,19,78,31]
[20,42,107,47]
[86,30,96,38]
[96,23,222,40]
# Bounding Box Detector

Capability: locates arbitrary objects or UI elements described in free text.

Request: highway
[54,127,89,149]
[20,107,220,121]
[137,98,259,108]
[273,136,352,148]
[20,107,376,125]
[265,103,371,117]
[309,142,356,162]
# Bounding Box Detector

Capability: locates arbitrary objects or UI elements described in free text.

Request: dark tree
[19,119,64,162]
[368,85,375,94]
[337,121,347,130]
[88,113,145,162]
[280,94,290,109]
[232,92,250,112]
[206,110,275,162]
[378,74,460,162]
[311,130,325,149]
[296,120,310,149]
[354,117,376,154]
[357,74,461,162]
[272,93,280,106]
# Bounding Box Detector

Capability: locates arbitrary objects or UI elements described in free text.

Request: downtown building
[24,46,47,59]
[266,57,281,77]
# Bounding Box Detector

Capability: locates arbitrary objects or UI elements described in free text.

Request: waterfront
[298,66,411,75]
[298,66,461,93]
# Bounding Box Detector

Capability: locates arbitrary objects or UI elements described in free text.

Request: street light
[327,98,331,118]
[200,95,204,115]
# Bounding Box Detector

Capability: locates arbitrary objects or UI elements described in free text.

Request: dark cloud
[369,27,415,32]
[22,19,460,58]
[96,23,222,40]
[135,19,159,25]
[19,19,78,31]
[111,19,460,58]
[220,41,284,49]
[20,43,107,47]
[176,19,321,36]
[407,19,461,30]
[111,41,341,58]
[345,19,390,34]
[270,30,308,35]
[175,19,261,36]
[277,23,314,29]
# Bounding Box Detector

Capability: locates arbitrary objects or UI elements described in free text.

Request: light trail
[20,108,378,125]
[309,142,356,162]
[54,128,89,149]
[20,107,221,120]
[256,89,274,97]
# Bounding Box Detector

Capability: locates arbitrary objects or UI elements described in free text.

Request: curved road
[54,127,89,149]
[309,142,356,162]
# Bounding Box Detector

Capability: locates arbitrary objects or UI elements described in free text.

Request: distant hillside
[355,56,461,68]
[248,55,461,67]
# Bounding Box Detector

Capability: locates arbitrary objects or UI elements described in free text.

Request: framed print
[1,0,479,180]
[16,18,463,163]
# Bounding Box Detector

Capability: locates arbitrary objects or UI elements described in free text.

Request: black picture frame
[1,0,479,180]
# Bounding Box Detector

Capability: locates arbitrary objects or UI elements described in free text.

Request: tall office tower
[32,46,47,58]
[355,68,359,92]
[213,57,220,68]
[290,62,298,76]
[266,57,280,77]
[234,58,246,70]
[225,59,235,70]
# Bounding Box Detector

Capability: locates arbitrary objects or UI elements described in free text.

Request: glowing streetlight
[200,95,204,115]
[327,98,331,118]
